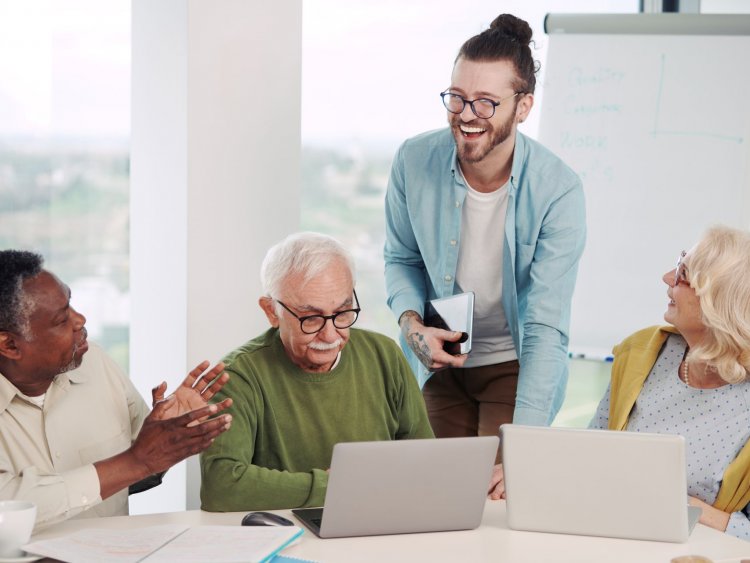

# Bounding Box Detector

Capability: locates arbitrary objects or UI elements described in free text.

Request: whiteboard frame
[544,13,750,35]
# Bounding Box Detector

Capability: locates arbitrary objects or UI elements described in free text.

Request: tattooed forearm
[399,310,422,336]
[399,311,432,368]
[406,331,432,368]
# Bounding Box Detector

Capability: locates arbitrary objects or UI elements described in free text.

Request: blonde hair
[686,225,750,383]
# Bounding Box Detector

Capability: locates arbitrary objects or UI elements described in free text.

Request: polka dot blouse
[590,333,750,540]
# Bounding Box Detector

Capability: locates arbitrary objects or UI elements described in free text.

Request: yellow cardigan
[608,325,750,513]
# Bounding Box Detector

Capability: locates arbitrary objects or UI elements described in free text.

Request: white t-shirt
[22,393,45,408]
[455,169,517,368]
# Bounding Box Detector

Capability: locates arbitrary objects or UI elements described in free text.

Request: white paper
[24,525,303,563]
[24,525,186,563]
[142,526,303,563]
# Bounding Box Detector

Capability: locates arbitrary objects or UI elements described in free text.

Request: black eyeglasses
[440,90,521,119]
[675,250,690,286]
[276,290,361,334]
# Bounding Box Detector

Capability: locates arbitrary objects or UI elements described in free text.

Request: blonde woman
[590,226,750,540]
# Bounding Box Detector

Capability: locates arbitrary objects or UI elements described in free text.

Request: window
[302,0,637,340]
[302,0,637,425]
[0,0,130,368]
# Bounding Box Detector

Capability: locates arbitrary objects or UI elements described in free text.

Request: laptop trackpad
[687,505,702,533]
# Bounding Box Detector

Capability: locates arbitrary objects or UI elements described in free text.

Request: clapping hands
[150,361,233,422]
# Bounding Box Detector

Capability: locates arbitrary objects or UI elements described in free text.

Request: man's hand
[95,401,233,500]
[487,464,505,500]
[132,401,232,474]
[399,310,467,371]
[151,361,232,421]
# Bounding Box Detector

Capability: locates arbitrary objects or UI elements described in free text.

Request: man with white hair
[200,232,434,511]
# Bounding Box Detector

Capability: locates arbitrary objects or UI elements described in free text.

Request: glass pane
[0,0,131,369]
[302,0,638,423]
[302,0,638,340]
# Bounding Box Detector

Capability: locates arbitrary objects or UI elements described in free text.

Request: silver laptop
[500,425,701,543]
[292,436,498,538]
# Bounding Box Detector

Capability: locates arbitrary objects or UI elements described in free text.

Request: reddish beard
[449,110,516,164]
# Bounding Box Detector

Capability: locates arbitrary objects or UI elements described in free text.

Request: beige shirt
[0,343,149,530]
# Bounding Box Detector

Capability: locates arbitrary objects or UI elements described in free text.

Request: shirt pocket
[78,426,131,465]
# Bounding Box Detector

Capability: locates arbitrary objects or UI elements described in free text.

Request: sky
[0,0,130,139]
[0,0,642,142]
[301,0,638,147]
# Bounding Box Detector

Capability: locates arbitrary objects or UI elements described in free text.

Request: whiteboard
[538,16,750,355]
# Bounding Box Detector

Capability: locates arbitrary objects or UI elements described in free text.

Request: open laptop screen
[293,436,497,538]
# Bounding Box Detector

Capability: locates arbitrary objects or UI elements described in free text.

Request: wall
[126,0,750,513]
[130,0,301,514]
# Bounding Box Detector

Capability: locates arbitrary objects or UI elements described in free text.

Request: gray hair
[0,250,44,339]
[260,232,356,300]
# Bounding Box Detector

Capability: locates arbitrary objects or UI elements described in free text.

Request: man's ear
[259,297,280,327]
[516,92,534,124]
[0,331,22,361]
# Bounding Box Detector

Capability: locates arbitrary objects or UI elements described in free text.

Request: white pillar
[130,0,301,514]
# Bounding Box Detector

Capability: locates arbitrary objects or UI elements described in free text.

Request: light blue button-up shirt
[384,128,586,426]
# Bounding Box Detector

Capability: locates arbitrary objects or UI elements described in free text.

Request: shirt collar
[0,372,18,413]
[449,129,525,194]
[449,144,464,190]
[66,365,89,384]
[0,370,55,413]
[509,130,528,193]
[329,351,343,371]
[0,361,89,413]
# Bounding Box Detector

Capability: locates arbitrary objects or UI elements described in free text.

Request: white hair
[17,289,37,340]
[260,232,357,300]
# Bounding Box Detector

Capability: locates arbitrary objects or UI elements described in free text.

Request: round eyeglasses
[674,250,690,286]
[440,90,522,119]
[275,290,361,334]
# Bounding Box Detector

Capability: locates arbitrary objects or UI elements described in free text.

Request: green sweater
[200,327,434,511]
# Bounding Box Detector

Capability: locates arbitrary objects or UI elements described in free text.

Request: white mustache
[308,339,342,351]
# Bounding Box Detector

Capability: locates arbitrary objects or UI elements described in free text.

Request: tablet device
[424,291,474,355]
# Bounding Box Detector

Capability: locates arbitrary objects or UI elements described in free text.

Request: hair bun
[489,13,533,45]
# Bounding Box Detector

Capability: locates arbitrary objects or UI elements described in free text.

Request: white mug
[0,500,37,558]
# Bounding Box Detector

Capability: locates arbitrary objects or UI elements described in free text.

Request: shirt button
[55,452,61,459]
[449,240,457,246]
[454,201,460,208]
[82,496,88,504]
[444,275,453,282]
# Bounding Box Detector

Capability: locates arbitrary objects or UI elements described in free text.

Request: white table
[32,500,750,563]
